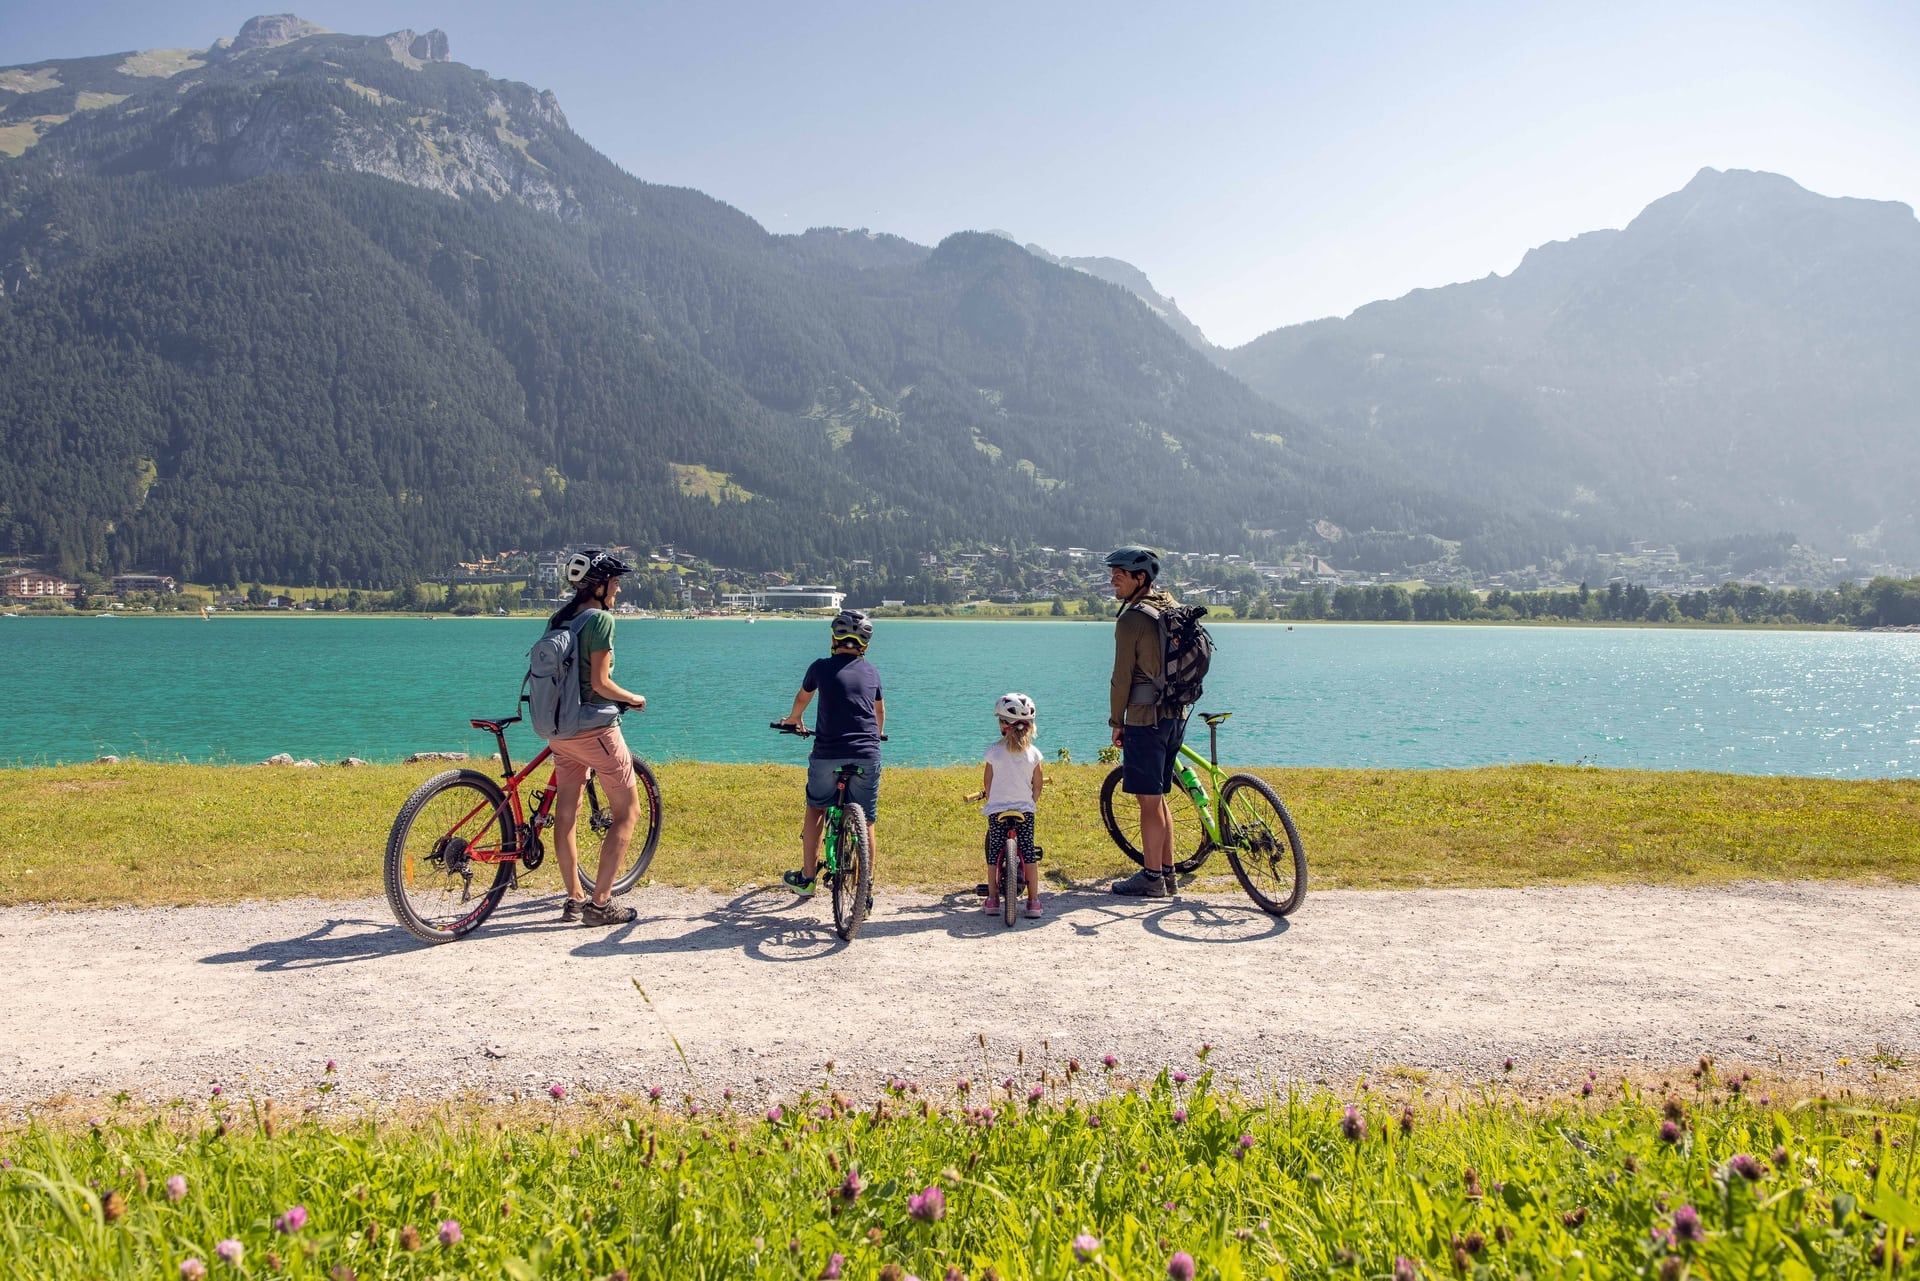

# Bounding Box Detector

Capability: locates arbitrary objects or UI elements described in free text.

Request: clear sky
[7,1,1918,345]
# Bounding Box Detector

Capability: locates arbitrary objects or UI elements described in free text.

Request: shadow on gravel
[567,887,1289,964]
[197,898,587,970]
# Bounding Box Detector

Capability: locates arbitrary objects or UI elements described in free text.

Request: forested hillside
[1222,168,1920,563]
[0,15,1539,584]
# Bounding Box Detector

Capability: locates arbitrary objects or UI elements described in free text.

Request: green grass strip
[2,1078,1915,1278]
[8,762,1918,908]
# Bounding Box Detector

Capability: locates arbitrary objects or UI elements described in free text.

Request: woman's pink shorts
[548,725,637,793]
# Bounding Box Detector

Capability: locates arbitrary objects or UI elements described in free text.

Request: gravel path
[4,883,1917,1108]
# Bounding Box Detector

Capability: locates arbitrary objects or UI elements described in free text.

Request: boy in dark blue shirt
[776,609,885,893]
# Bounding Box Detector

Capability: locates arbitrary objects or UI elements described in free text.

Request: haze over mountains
[1,15,1912,586]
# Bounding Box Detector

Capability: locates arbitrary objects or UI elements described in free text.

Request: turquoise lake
[2,616,1917,775]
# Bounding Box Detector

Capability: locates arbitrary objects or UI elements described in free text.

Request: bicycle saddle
[1200,711,1232,726]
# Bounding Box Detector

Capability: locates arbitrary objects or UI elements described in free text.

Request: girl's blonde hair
[1000,719,1035,754]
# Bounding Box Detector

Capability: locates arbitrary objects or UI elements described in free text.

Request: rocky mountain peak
[228,14,330,53]
[384,28,453,65]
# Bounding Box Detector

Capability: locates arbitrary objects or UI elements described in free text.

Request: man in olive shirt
[1103,546,1184,898]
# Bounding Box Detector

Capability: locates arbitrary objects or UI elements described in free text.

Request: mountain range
[2,16,1912,587]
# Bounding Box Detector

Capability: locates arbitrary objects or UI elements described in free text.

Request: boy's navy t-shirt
[802,654,883,760]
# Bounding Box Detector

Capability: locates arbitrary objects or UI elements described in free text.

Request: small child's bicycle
[1099,710,1307,916]
[986,808,1039,927]
[770,723,876,941]
[382,711,662,942]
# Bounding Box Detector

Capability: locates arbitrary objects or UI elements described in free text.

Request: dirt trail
[3,883,1916,1108]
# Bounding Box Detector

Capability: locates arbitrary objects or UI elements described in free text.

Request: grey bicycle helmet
[1102,545,1161,581]
[564,548,634,587]
[830,608,873,646]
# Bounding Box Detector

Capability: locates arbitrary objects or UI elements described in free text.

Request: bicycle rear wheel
[830,803,874,941]
[577,760,663,897]
[384,769,517,943]
[1098,767,1210,874]
[1219,773,1307,916]
[1001,824,1020,928]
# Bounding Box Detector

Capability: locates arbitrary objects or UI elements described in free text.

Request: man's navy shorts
[1121,718,1186,795]
[806,757,882,823]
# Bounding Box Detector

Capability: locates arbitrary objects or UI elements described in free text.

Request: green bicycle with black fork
[771,723,876,940]
[1100,710,1307,916]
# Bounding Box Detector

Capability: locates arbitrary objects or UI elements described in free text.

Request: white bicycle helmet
[564,549,633,587]
[995,691,1037,723]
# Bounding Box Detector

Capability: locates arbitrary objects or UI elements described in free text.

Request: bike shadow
[568,884,1289,963]
[197,898,598,970]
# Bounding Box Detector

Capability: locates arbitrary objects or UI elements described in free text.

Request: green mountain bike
[1099,711,1307,916]
[771,723,876,940]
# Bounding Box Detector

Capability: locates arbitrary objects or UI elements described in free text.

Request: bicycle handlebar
[769,722,886,742]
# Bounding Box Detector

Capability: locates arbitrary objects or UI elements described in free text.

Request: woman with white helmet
[966,691,1047,918]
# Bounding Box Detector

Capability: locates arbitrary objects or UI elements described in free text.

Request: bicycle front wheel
[830,803,874,941]
[384,769,517,943]
[1098,767,1210,874]
[1219,773,1307,916]
[577,760,663,898]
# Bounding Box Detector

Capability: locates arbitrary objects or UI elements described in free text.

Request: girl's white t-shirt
[981,741,1043,814]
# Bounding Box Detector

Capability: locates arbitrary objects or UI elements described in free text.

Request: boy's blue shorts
[806,757,881,823]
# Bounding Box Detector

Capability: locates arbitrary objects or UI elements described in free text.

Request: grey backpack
[524,611,621,740]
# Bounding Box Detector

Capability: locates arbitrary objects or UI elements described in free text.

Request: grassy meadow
[6,761,1919,908]
[3,1072,1915,1279]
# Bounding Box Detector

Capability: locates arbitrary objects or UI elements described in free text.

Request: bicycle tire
[384,769,517,943]
[1219,773,1308,917]
[1001,823,1020,928]
[1098,766,1210,875]
[830,802,874,941]
[577,760,663,897]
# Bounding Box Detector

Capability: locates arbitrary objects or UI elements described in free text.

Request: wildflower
[399,1224,422,1251]
[1726,1154,1764,1181]
[1462,1231,1485,1255]
[273,1206,308,1234]
[548,1084,566,1100]
[839,1169,865,1202]
[325,1060,336,1073]
[101,1190,126,1222]
[723,1088,733,1101]
[1657,1258,1685,1281]
[438,1220,462,1246]
[1028,1085,1044,1103]
[1562,1205,1589,1229]
[1662,1097,1686,1121]
[1172,1071,1189,1084]
[1103,1055,1118,1069]
[1658,1120,1682,1144]
[766,1106,783,1123]
[1235,1134,1255,1160]
[1672,1204,1704,1245]
[908,1185,946,1222]
[956,1078,972,1094]
[181,1261,208,1280]
[329,1267,357,1281]
[1771,1145,1789,1165]
[818,1255,845,1280]
[1088,1114,1102,1129]
[1199,1042,1214,1060]
[1072,1233,1102,1261]
[1394,1257,1419,1281]
[215,1239,243,1265]
[944,1268,965,1281]
[649,1086,663,1101]
[166,1174,188,1202]
[1502,1058,1513,1073]
[1399,1105,1416,1134]
[1340,1105,1366,1142]
[1581,1081,1594,1097]
[211,1085,223,1097]
[1172,1108,1188,1124]
[1167,1252,1196,1281]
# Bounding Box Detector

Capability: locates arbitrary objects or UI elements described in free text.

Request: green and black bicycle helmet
[830,608,874,647]
[1103,545,1162,582]
[564,548,634,587]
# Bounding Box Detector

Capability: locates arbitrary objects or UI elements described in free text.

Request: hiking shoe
[781,869,816,895]
[561,897,586,923]
[1110,869,1160,896]
[1158,872,1179,899]
[580,900,637,927]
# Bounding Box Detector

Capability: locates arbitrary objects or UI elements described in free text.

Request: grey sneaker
[1110,869,1159,896]
[1156,872,1178,899]
[581,900,637,927]
[561,898,586,923]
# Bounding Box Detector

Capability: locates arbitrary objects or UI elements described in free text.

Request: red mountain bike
[382,711,662,942]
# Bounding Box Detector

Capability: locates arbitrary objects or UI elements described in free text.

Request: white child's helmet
[995,691,1037,723]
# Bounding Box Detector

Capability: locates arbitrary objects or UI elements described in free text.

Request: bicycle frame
[1169,722,1232,847]
[444,717,568,867]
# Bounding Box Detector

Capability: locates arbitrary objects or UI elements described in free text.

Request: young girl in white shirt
[970,692,1046,918]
